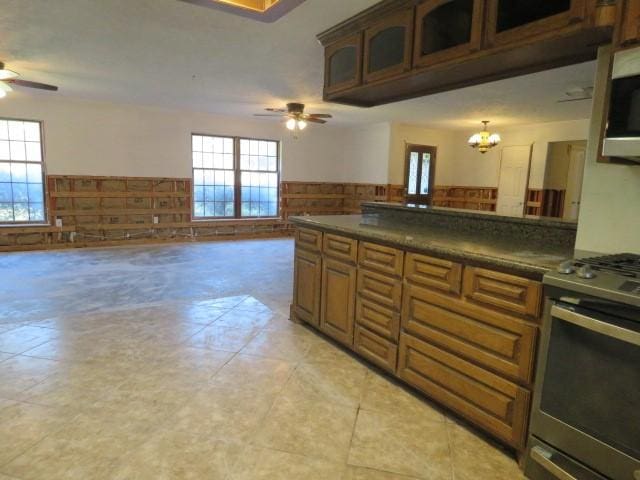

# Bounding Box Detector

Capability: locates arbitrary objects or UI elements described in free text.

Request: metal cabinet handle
[551,305,640,347]
[530,446,578,480]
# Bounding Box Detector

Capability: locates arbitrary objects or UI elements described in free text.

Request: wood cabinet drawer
[295,227,322,252]
[357,268,402,310]
[323,233,358,263]
[354,325,397,373]
[462,267,542,319]
[404,252,462,294]
[401,283,537,384]
[355,296,400,341]
[358,242,404,276]
[397,333,530,449]
[320,258,356,347]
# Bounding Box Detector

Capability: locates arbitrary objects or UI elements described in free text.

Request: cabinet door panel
[293,248,322,327]
[397,333,530,448]
[616,0,640,48]
[320,258,357,346]
[413,0,484,68]
[486,0,587,47]
[402,283,537,383]
[358,242,404,277]
[325,33,363,94]
[364,9,414,83]
[295,227,322,252]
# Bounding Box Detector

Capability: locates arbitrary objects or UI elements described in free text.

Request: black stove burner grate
[576,253,640,278]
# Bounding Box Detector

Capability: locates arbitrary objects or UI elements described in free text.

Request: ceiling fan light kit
[0,62,59,99]
[468,121,501,154]
[254,102,331,136]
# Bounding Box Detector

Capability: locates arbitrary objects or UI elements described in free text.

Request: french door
[404,144,436,205]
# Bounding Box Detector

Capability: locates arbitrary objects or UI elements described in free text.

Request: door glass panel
[540,312,640,460]
[369,26,405,73]
[329,46,357,86]
[497,0,571,33]
[408,152,419,195]
[421,0,474,56]
[420,153,430,194]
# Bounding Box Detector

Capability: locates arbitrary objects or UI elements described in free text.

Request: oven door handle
[552,305,640,347]
[530,446,578,480]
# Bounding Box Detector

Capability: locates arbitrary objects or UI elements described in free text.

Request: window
[192,134,279,219]
[0,119,46,223]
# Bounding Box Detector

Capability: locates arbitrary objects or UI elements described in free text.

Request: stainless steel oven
[526,254,640,480]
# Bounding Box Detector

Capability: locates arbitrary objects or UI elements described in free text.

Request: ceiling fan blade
[254,113,287,117]
[556,97,592,103]
[305,117,327,124]
[265,108,287,113]
[306,114,332,118]
[6,79,58,91]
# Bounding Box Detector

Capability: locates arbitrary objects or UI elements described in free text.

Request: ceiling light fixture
[0,68,18,81]
[468,121,501,154]
[286,117,307,131]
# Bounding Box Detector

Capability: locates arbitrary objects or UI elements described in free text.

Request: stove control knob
[556,261,575,274]
[576,265,596,279]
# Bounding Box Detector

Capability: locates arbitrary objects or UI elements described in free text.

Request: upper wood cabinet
[616,0,640,48]
[324,33,363,95]
[413,0,484,68]
[485,0,587,47]
[363,9,414,83]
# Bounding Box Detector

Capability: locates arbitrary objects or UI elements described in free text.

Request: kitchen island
[289,203,576,453]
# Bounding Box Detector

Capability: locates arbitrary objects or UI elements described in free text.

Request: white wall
[576,46,640,254]
[447,119,589,188]
[341,122,391,184]
[0,92,353,183]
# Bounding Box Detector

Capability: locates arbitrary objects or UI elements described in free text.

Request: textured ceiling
[0,0,596,129]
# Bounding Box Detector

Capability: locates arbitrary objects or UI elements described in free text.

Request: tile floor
[0,239,525,479]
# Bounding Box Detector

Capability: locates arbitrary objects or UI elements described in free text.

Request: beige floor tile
[0,326,56,355]
[110,429,244,480]
[0,353,12,363]
[0,402,71,466]
[281,357,368,408]
[447,421,524,480]
[0,355,60,399]
[187,324,259,352]
[343,466,423,480]
[168,384,277,441]
[214,309,275,329]
[210,353,295,394]
[230,446,347,480]
[303,338,359,364]
[253,388,358,463]
[240,328,320,361]
[348,409,452,480]
[360,371,445,423]
[200,296,248,309]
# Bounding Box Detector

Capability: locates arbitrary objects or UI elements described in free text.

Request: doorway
[404,144,436,205]
[496,145,532,217]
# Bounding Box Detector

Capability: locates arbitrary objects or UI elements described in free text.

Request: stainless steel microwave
[603,46,640,163]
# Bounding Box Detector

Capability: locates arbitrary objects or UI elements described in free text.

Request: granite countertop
[291,214,575,278]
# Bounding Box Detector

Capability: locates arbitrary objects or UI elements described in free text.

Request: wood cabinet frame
[363,8,415,84]
[413,0,485,69]
[615,0,640,48]
[324,33,363,95]
[485,0,588,47]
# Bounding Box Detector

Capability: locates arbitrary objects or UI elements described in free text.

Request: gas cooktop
[575,253,640,278]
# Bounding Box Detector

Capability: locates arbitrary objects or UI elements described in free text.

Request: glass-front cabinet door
[363,9,414,83]
[324,33,363,95]
[486,0,587,46]
[413,0,484,68]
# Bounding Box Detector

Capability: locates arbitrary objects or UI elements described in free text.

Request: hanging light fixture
[468,121,501,154]
[286,117,307,131]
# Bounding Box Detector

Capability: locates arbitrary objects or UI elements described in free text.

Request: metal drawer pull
[530,446,578,480]
[551,305,640,347]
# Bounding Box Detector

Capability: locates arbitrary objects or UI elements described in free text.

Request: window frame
[191,133,281,221]
[0,117,48,226]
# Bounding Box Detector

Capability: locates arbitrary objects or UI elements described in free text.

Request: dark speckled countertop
[291,214,575,279]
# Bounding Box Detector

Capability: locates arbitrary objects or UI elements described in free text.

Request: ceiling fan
[0,62,59,99]
[254,102,332,131]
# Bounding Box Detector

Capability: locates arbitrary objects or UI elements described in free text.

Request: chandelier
[468,121,501,154]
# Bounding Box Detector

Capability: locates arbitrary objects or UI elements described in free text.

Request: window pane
[0,183,12,202]
[202,153,213,169]
[12,183,28,202]
[26,164,42,183]
[24,122,40,142]
[192,135,203,152]
[0,121,8,140]
[28,203,44,221]
[223,138,233,153]
[27,183,43,204]
[0,141,9,160]
[420,153,430,194]
[0,163,10,182]
[193,151,202,168]
[0,203,13,221]
[194,186,204,202]
[408,152,419,195]
[10,141,26,161]
[8,121,24,141]
[194,202,205,217]
[10,163,26,183]
[213,137,223,153]
[204,186,215,202]
[240,155,249,170]
[13,203,28,221]
[205,203,216,217]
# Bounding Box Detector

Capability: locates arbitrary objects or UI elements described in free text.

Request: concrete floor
[0,238,524,479]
